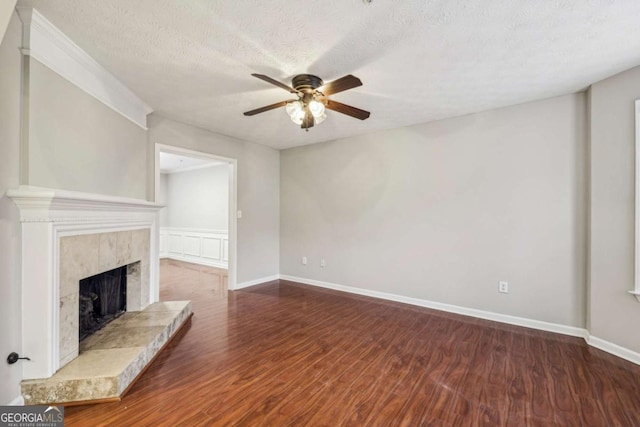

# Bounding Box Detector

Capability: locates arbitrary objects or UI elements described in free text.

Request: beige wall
[27,60,147,199]
[159,173,169,227]
[589,65,640,353]
[0,0,16,45]
[281,93,588,327]
[148,115,280,284]
[163,165,229,230]
[0,12,24,405]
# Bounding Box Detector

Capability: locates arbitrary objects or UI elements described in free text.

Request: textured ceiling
[17,0,640,149]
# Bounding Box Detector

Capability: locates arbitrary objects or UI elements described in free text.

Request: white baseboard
[235,274,638,366]
[586,335,640,365]
[279,275,588,338]
[8,395,24,406]
[234,275,280,290]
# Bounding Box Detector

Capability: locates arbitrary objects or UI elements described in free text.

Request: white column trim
[634,99,640,301]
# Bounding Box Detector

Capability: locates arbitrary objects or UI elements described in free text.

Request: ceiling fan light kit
[244,73,370,131]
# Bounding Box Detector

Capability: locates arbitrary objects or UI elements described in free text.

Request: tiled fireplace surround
[59,230,149,367]
[8,186,164,381]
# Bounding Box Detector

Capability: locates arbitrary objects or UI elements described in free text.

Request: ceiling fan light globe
[315,113,327,124]
[285,100,303,116]
[309,100,325,117]
[290,109,305,125]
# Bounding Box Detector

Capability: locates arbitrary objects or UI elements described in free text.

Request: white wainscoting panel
[160,228,228,269]
[168,234,183,256]
[202,237,222,260]
[183,235,201,257]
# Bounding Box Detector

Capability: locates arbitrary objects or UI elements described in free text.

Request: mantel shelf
[629,291,640,303]
[7,185,164,222]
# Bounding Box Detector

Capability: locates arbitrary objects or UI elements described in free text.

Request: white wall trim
[235,275,280,290]
[586,335,640,365]
[16,7,152,129]
[635,99,640,301]
[155,144,237,290]
[160,227,228,269]
[7,395,24,406]
[161,162,225,175]
[279,275,588,338]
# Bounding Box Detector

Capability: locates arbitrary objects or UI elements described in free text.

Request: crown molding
[16,7,153,129]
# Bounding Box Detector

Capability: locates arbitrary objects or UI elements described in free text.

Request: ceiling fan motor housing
[292,74,324,92]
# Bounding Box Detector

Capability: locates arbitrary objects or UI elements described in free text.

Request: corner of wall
[585,86,592,333]
[0,0,17,46]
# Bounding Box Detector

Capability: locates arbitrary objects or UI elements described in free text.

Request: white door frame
[154,143,238,290]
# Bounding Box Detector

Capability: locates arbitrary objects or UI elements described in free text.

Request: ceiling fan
[243,73,370,130]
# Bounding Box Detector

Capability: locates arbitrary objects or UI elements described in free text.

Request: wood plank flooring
[64,260,640,426]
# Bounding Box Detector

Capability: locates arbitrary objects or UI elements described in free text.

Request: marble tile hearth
[22,301,192,405]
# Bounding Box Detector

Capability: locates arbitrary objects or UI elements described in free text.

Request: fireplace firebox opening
[79,265,128,342]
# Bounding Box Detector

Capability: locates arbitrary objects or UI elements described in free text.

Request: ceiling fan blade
[243,100,293,116]
[325,100,370,120]
[317,75,362,96]
[251,73,299,94]
[302,108,314,129]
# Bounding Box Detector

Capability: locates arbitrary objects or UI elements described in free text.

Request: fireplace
[8,186,163,380]
[79,265,130,342]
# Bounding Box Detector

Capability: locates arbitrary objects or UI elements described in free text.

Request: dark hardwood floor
[64,260,640,426]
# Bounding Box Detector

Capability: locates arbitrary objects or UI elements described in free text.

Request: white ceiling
[17,0,640,150]
[159,152,223,174]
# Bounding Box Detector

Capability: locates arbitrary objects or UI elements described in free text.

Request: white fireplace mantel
[8,186,163,221]
[8,186,164,380]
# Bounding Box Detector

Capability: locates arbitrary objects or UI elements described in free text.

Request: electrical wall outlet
[320,259,325,268]
[499,281,509,294]
[302,256,307,265]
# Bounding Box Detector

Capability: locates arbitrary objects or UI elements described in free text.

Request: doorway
[154,144,237,292]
